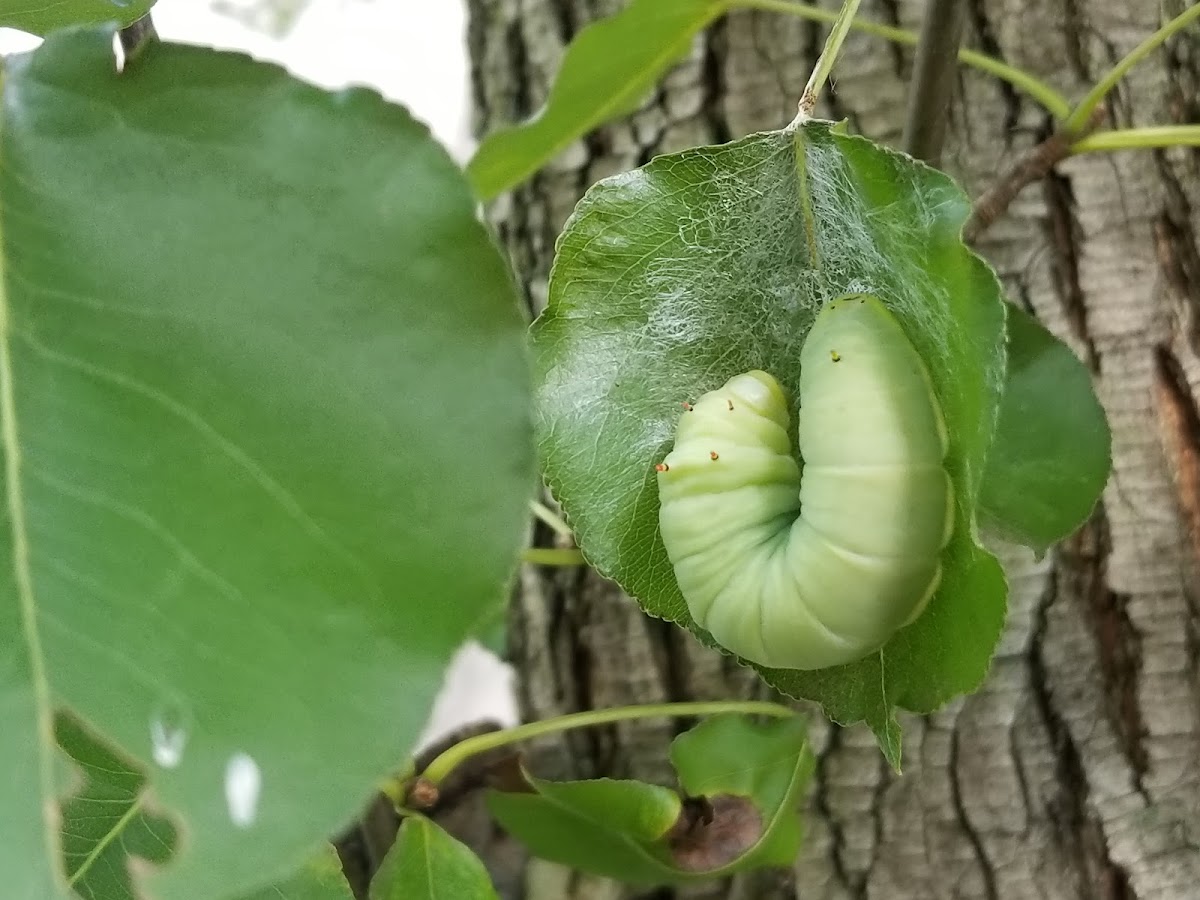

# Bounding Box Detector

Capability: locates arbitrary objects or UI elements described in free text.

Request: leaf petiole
[794,0,863,121]
[415,700,797,789]
[1064,5,1200,135]
[530,499,573,538]
[1070,125,1200,155]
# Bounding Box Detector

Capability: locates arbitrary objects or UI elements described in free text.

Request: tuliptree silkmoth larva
[655,294,953,670]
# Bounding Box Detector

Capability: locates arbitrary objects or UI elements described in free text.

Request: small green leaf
[57,713,177,900]
[0,25,531,897]
[488,778,683,884]
[370,818,499,900]
[487,715,810,884]
[533,123,1008,761]
[467,0,725,200]
[979,305,1111,552]
[0,0,155,34]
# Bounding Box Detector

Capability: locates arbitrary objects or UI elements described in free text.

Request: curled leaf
[486,714,811,884]
[667,795,762,873]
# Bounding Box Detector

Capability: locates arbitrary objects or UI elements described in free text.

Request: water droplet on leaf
[149,702,191,769]
[225,753,262,828]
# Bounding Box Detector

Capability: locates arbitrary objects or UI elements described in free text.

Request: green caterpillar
[655,295,953,670]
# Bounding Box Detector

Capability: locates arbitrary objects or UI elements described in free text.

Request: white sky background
[1,1,477,161]
[0,0,518,745]
[153,0,478,161]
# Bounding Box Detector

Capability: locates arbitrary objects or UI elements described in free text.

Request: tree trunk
[466,1,1200,897]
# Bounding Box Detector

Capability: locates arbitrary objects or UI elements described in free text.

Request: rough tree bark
[465,1,1200,897]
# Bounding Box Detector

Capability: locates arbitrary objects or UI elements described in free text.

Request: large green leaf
[0,0,155,34]
[533,123,1008,766]
[487,714,810,884]
[978,305,1110,552]
[0,26,531,897]
[467,0,725,200]
[370,818,499,900]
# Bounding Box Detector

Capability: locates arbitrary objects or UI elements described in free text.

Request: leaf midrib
[0,120,65,888]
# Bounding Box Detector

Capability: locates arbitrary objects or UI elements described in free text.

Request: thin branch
[962,111,1103,243]
[735,0,1071,118]
[962,133,1073,244]
[902,0,966,164]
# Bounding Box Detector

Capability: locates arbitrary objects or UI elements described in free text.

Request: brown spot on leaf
[666,794,763,873]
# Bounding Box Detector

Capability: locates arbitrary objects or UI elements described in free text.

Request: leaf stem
[1064,5,1200,135]
[1070,125,1200,155]
[522,547,586,566]
[417,700,796,787]
[735,0,1072,119]
[530,499,573,538]
[795,0,863,120]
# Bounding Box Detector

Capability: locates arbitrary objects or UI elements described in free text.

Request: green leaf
[59,715,355,900]
[0,26,531,898]
[57,714,177,899]
[237,846,357,900]
[0,0,155,34]
[467,0,725,201]
[668,715,811,871]
[487,715,810,884]
[369,818,499,900]
[488,778,683,884]
[979,305,1110,553]
[532,123,1008,763]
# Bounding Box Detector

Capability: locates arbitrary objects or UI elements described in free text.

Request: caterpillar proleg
[655,294,953,670]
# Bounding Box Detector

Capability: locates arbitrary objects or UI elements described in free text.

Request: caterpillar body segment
[655,295,953,670]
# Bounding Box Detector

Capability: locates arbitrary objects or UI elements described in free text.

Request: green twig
[1071,125,1200,155]
[902,0,966,163]
[795,0,863,120]
[530,499,573,539]
[416,700,797,788]
[1065,4,1200,135]
[522,547,586,566]
[736,0,1071,119]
